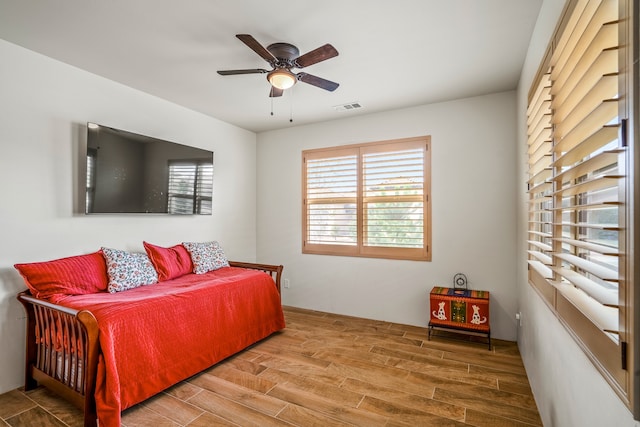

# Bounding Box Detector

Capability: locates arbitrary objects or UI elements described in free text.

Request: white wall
[515,0,639,425]
[0,40,258,394]
[256,91,518,340]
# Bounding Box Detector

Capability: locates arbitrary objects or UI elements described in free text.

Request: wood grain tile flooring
[0,306,541,426]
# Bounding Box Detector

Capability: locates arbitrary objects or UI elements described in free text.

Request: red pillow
[14,251,108,302]
[143,241,193,281]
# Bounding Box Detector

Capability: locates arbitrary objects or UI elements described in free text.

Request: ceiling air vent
[333,102,362,112]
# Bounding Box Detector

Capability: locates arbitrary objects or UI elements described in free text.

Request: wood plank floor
[0,306,541,426]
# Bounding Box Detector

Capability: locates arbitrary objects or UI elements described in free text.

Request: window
[86,148,97,213]
[302,136,431,261]
[167,160,213,214]
[527,0,636,413]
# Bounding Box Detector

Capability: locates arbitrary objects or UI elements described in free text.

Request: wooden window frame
[302,136,431,261]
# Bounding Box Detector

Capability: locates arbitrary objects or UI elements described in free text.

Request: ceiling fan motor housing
[265,43,300,90]
[267,43,299,61]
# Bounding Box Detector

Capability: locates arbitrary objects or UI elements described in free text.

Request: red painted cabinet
[428,286,491,349]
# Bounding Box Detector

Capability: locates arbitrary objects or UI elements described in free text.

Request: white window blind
[549,0,622,339]
[306,150,358,247]
[527,70,554,281]
[362,146,425,249]
[168,161,213,214]
[526,0,632,406]
[85,149,97,214]
[303,137,431,261]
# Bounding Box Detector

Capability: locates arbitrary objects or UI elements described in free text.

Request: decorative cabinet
[428,286,491,349]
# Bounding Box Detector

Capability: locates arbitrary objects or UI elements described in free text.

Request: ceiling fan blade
[236,34,276,63]
[295,44,339,68]
[217,69,268,75]
[297,73,339,92]
[269,86,283,98]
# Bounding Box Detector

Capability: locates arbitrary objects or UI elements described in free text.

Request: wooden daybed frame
[17,261,283,427]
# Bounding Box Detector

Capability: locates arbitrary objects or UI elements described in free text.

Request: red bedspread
[60,267,285,427]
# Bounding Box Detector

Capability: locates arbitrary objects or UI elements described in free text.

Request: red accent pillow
[143,241,193,281]
[14,251,108,302]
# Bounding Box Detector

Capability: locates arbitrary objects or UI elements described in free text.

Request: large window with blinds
[527,0,637,413]
[167,160,213,214]
[302,136,431,261]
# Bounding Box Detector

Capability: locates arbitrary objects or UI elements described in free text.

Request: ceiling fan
[217,34,339,98]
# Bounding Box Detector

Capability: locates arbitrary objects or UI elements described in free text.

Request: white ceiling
[0,0,543,133]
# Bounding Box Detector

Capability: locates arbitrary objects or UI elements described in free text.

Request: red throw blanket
[60,267,285,426]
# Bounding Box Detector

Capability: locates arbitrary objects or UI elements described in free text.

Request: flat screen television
[85,123,214,214]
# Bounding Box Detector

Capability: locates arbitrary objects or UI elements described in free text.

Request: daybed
[15,242,285,427]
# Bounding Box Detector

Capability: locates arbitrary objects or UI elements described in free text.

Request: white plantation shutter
[361,144,426,256]
[303,137,431,261]
[549,0,622,339]
[196,163,213,214]
[305,149,358,250]
[526,0,634,405]
[85,149,97,213]
[527,69,554,282]
[168,161,213,214]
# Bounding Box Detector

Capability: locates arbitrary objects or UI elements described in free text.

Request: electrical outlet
[283,279,290,289]
[516,312,522,327]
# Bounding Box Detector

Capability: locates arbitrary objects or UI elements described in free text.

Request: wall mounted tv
[85,123,214,215]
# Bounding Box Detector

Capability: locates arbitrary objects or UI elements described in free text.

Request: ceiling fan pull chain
[270,96,274,116]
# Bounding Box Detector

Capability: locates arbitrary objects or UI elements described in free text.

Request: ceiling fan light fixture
[267,69,296,90]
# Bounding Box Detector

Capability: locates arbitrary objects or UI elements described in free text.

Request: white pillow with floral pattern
[101,247,158,293]
[182,241,229,274]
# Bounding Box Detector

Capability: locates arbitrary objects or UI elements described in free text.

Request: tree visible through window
[168,160,213,214]
[302,136,431,261]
